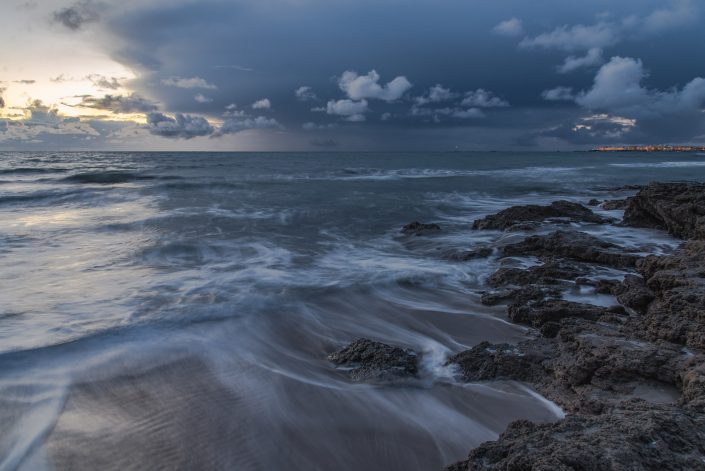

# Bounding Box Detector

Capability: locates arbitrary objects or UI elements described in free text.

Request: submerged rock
[502,230,641,268]
[623,181,705,239]
[472,200,610,231]
[601,198,630,210]
[446,400,705,471]
[487,259,589,288]
[327,338,419,383]
[401,221,441,236]
[443,247,493,261]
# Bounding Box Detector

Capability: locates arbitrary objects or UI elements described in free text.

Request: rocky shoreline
[328,181,705,470]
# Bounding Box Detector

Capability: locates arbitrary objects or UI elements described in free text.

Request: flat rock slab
[327,338,419,383]
[473,200,610,231]
[502,230,641,269]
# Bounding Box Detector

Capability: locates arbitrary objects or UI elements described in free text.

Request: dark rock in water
[601,198,630,210]
[502,230,641,268]
[401,221,441,236]
[472,200,610,231]
[591,278,622,294]
[630,241,705,350]
[487,259,589,288]
[448,341,549,384]
[445,400,705,471]
[615,274,654,314]
[443,247,493,261]
[480,285,561,307]
[606,184,644,191]
[327,338,419,382]
[622,181,705,240]
[449,318,691,413]
[508,299,609,332]
[587,198,601,206]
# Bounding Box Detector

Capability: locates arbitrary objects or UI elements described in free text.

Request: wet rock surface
[444,187,705,470]
[327,338,419,383]
[446,400,705,471]
[401,221,441,236]
[502,230,641,268]
[631,241,705,350]
[623,181,705,239]
[472,200,610,231]
[601,198,630,210]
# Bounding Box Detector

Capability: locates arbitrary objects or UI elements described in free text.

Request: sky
[1,0,704,151]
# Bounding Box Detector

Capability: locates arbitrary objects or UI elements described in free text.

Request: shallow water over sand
[0,151,700,470]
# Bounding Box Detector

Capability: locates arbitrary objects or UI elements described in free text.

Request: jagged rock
[443,247,493,261]
[630,241,705,350]
[400,221,441,236]
[508,300,610,333]
[606,184,644,191]
[327,338,419,383]
[602,198,630,210]
[502,230,641,268]
[487,259,589,288]
[472,200,610,231]
[446,400,705,471]
[480,286,561,307]
[622,181,705,240]
[615,274,654,314]
[588,199,601,206]
[448,319,690,413]
[591,278,622,294]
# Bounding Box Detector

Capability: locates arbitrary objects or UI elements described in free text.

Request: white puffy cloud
[634,0,698,34]
[493,18,523,37]
[576,56,705,119]
[146,112,214,139]
[161,76,217,90]
[557,48,604,73]
[295,86,317,101]
[0,100,101,142]
[461,89,509,108]
[325,99,369,122]
[541,86,575,101]
[338,70,412,102]
[195,94,213,103]
[252,98,271,109]
[414,84,457,105]
[520,22,618,52]
[521,1,698,52]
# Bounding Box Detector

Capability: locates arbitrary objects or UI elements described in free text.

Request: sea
[1,151,704,470]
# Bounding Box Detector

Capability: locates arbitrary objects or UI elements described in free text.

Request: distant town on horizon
[593,145,705,152]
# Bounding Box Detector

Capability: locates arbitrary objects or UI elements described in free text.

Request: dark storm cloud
[53,0,101,30]
[145,112,214,139]
[74,93,158,113]
[27,0,705,149]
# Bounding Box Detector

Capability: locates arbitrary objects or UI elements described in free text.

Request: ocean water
[0,151,702,470]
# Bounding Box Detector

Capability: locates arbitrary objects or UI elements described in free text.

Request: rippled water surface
[1,151,702,470]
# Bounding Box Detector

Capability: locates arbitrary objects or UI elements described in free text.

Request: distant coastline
[592,145,705,152]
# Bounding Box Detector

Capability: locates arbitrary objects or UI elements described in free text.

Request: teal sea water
[1,151,703,470]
